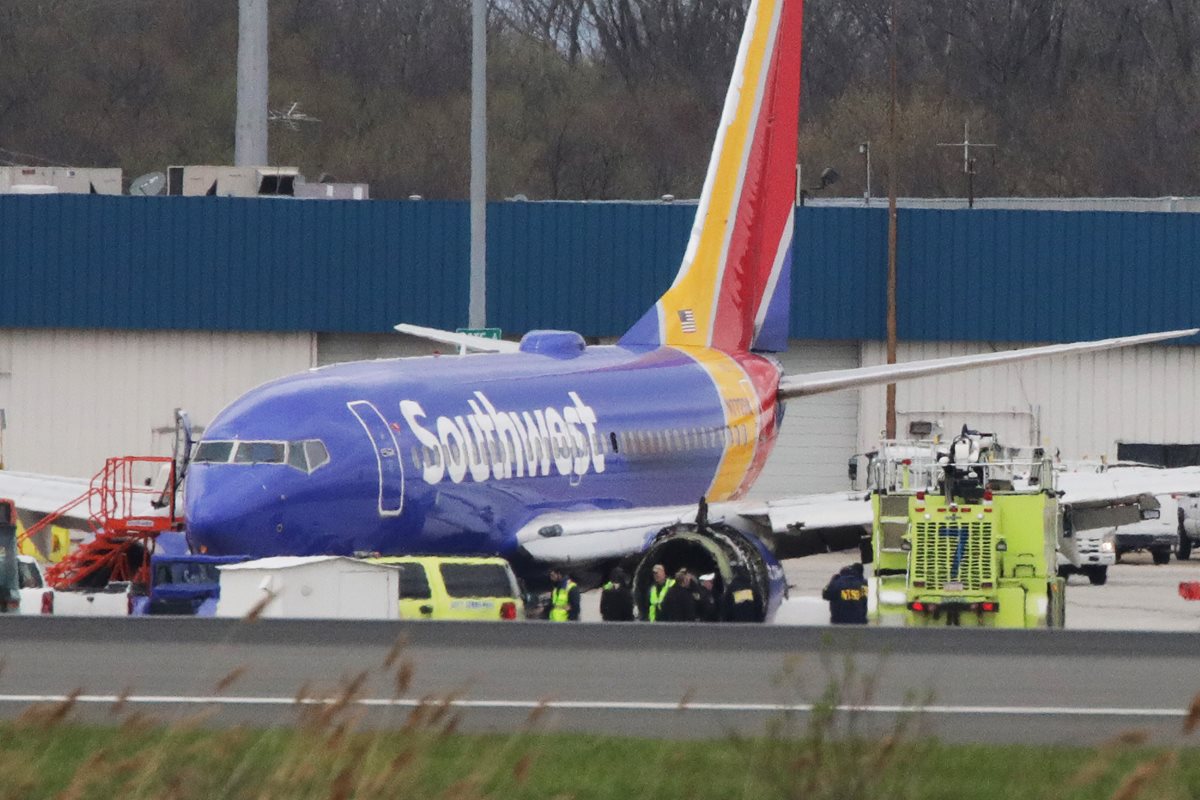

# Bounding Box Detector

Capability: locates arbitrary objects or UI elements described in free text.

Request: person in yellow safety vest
[544,567,580,621]
[646,563,674,621]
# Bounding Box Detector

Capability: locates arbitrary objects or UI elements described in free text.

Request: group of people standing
[591,563,760,622]
[544,560,869,624]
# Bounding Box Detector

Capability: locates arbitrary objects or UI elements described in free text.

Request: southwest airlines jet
[6,0,1195,620]
[175,0,1195,618]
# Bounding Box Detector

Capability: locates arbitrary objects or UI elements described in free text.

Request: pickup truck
[16,555,132,615]
[1112,494,1177,564]
[1176,493,1200,559]
[133,554,251,616]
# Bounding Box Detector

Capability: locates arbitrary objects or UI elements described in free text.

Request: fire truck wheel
[1152,548,1172,566]
[1086,566,1107,586]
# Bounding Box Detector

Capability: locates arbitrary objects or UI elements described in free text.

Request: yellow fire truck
[866,428,1066,628]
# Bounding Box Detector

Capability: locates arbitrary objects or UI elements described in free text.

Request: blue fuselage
[184,342,782,560]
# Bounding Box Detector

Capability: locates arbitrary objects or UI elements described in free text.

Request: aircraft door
[347,400,405,516]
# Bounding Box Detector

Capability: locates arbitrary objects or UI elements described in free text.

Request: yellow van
[368,556,525,621]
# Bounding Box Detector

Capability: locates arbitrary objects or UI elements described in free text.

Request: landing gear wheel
[1086,566,1108,586]
[1152,548,1171,566]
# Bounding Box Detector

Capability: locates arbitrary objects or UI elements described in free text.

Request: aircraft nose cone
[184,467,280,557]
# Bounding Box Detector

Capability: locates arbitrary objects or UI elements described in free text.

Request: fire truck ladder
[18,456,183,589]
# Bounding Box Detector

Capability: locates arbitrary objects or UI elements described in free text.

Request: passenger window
[610,432,620,453]
[398,563,432,600]
[410,447,422,469]
[439,563,515,598]
[233,441,285,464]
[194,441,234,463]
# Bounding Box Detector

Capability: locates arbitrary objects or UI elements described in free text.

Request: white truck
[17,555,132,615]
[1056,522,1116,584]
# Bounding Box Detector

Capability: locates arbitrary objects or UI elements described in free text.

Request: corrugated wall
[3,196,1199,343]
[0,196,468,333]
[858,341,1200,459]
[0,329,315,477]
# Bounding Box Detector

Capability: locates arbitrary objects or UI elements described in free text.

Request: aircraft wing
[777,329,1198,399]
[393,323,521,353]
[514,493,871,565]
[1057,466,1200,531]
[515,464,1200,564]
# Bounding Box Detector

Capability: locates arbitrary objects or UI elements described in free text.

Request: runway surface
[3,616,1200,744]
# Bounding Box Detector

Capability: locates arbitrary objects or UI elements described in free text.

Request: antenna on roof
[268,102,320,131]
[129,172,166,197]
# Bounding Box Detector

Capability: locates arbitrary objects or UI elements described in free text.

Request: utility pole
[235,0,269,166]
[468,0,487,329]
[859,141,871,205]
[938,121,996,209]
[885,0,899,439]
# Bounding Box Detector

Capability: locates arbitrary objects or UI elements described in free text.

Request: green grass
[4,646,1199,799]
[2,713,1200,800]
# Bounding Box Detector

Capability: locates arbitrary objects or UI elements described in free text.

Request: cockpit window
[194,441,235,463]
[304,440,330,471]
[233,441,286,464]
[194,439,329,472]
[287,443,309,471]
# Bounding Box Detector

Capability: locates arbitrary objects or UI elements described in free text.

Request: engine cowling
[630,522,786,622]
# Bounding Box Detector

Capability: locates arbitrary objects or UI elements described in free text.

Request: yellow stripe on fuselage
[682,348,761,501]
[657,0,779,347]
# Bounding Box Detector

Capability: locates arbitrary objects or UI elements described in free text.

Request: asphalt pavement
[2,616,1199,744]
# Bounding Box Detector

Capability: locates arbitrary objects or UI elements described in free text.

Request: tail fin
[619,0,802,353]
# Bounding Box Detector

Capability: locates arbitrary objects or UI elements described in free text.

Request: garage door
[748,340,860,498]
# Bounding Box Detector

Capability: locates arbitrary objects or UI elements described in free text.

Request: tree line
[0,0,1196,200]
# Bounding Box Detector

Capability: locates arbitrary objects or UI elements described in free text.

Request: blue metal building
[3,196,1197,343]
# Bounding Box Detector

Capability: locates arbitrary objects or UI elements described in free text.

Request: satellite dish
[129,171,166,197]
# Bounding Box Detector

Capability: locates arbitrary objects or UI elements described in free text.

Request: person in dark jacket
[600,567,635,621]
[822,563,868,624]
[695,572,719,622]
[659,569,698,621]
[723,571,763,622]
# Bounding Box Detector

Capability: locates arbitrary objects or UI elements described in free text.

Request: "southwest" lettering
[400,391,603,485]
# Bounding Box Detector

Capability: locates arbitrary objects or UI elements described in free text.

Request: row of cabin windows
[411,423,753,471]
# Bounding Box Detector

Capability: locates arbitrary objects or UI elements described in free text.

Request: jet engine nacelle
[630,522,786,622]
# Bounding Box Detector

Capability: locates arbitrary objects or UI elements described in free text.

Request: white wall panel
[858,341,1200,460]
[750,341,860,497]
[0,329,315,478]
[316,332,443,366]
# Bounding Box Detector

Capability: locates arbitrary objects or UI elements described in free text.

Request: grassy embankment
[3,643,1199,799]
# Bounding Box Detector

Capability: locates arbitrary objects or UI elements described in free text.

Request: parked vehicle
[1176,493,1200,560]
[132,554,251,616]
[0,501,20,613]
[1112,493,1177,564]
[866,432,1066,628]
[1057,522,1116,585]
[16,555,53,614]
[15,554,132,615]
[368,555,525,621]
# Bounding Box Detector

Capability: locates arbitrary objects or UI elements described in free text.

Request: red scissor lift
[18,456,184,590]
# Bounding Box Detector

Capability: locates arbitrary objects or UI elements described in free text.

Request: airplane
[4,0,1198,620]
[174,0,1198,620]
